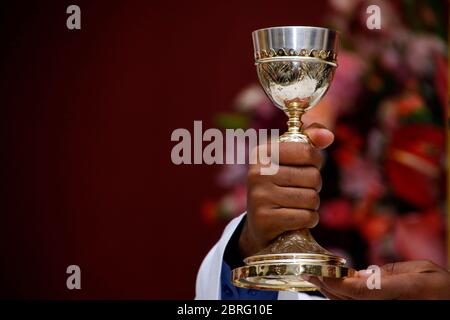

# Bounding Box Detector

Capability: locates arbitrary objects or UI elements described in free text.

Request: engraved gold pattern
[255,48,337,62]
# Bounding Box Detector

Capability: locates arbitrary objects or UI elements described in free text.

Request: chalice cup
[232,26,355,291]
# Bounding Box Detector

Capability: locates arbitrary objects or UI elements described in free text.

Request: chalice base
[231,220,355,292]
[232,253,355,292]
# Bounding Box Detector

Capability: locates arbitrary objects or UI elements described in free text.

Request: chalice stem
[279,109,310,143]
[287,110,304,134]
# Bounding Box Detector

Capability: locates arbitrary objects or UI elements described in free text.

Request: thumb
[303,123,334,149]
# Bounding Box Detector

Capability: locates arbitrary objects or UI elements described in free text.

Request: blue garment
[220,261,278,300]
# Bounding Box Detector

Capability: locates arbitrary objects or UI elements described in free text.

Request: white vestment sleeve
[195,214,245,299]
[195,213,326,300]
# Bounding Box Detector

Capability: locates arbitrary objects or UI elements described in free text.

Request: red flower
[333,124,363,167]
[320,199,354,230]
[396,93,425,116]
[360,214,392,242]
[385,124,445,208]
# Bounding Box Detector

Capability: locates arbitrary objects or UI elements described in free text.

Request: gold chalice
[232,26,355,292]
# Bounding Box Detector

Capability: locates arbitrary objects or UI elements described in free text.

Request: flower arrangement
[202,0,448,267]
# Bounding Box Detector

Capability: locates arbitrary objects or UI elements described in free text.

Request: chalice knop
[232,26,355,291]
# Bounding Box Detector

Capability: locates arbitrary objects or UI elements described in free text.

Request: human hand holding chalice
[232,26,355,291]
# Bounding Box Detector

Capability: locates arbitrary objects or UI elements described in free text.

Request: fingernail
[358,269,373,276]
[317,128,332,135]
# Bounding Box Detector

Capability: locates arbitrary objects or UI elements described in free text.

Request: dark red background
[0,0,328,298]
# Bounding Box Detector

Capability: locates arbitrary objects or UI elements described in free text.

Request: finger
[303,123,334,149]
[380,260,438,276]
[272,166,322,190]
[319,288,349,300]
[278,142,323,168]
[271,186,320,210]
[304,276,353,300]
[358,270,450,299]
[320,273,417,300]
[267,208,319,236]
[318,277,374,300]
[375,274,427,300]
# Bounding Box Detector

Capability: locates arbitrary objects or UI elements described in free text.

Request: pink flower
[324,51,367,115]
[375,30,445,81]
[380,47,401,72]
[393,210,446,266]
[216,164,247,188]
[406,34,446,77]
[329,0,361,14]
[333,125,385,200]
[339,156,384,199]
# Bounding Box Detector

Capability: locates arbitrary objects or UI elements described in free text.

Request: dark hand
[306,260,450,300]
[239,123,334,257]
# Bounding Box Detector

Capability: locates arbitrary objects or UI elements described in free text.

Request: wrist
[223,216,247,270]
[238,221,255,258]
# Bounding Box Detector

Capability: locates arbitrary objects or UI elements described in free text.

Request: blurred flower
[420,4,438,28]
[394,209,446,266]
[405,34,446,77]
[216,164,247,188]
[396,93,425,116]
[367,128,385,161]
[324,51,367,115]
[378,92,430,133]
[201,200,218,225]
[350,1,405,58]
[359,214,392,242]
[366,74,384,92]
[329,0,360,15]
[320,199,354,230]
[339,155,384,199]
[380,47,401,73]
[366,237,395,266]
[333,125,384,199]
[234,84,274,119]
[217,185,247,219]
[362,0,403,34]
[385,124,445,208]
[378,99,401,132]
